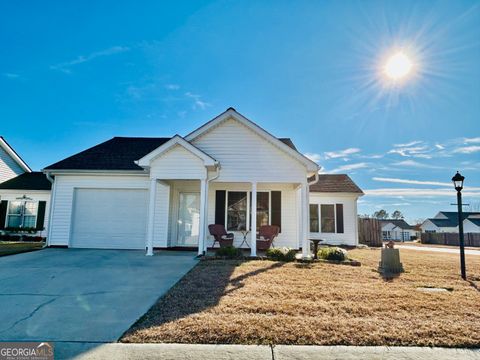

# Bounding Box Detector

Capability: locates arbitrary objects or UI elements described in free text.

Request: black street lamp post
[452,171,466,280]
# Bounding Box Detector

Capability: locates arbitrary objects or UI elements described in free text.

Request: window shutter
[215,190,226,226]
[271,191,281,232]
[336,204,344,233]
[0,200,7,230]
[36,201,47,231]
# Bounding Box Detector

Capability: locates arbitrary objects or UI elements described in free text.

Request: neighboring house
[0,137,51,237]
[0,172,51,237]
[43,108,363,256]
[0,136,31,183]
[379,219,417,241]
[309,175,363,246]
[464,218,480,233]
[421,211,480,233]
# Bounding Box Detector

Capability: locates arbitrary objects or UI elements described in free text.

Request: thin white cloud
[392,160,442,169]
[393,140,422,147]
[464,137,480,144]
[453,146,480,154]
[165,84,180,90]
[50,46,130,73]
[330,162,368,173]
[388,145,430,157]
[324,148,361,159]
[372,177,452,187]
[185,92,210,110]
[2,73,20,79]
[435,144,445,150]
[365,188,480,197]
[304,153,322,163]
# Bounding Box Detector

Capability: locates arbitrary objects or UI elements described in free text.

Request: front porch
[144,179,311,258]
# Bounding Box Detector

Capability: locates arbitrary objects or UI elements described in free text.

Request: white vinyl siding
[149,145,206,180]
[0,146,24,183]
[48,175,149,246]
[191,118,307,183]
[70,188,148,249]
[309,193,359,246]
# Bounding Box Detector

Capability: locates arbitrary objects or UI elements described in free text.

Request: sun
[384,52,413,80]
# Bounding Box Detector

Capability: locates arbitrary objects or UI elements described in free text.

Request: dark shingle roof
[380,219,415,230]
[466,218,480,226]
[427,212,480,227]
[429,218,458,227]
[44,137,171,171]
[45,136,299,171]
[278,138,297,151]
[309,174,363,194]
[0,172,51,190]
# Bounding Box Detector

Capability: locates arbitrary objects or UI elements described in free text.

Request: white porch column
[250,182,257,257]
[146,178,157,256]
[301,181,310,258]
[198,179,207,256]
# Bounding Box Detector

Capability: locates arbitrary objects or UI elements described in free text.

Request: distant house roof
[0,136,31,172]
[429,218,458,228]
[466,218,480,227]
[380,219,415,230]
[428,211,480,228]
[44,135,299,171]
[0,172,51,191]
[309,174,363,194]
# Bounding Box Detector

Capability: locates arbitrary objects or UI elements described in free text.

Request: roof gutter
[308,171,319,186]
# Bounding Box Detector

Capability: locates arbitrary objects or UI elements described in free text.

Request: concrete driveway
[0,248,198,342]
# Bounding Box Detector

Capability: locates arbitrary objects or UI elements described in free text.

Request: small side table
[310,239,324,260]
[239,230,250,248]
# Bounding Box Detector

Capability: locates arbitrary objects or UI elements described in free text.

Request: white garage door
[71,188,148,249]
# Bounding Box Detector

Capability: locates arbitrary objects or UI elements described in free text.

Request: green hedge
[215,246,243,259]
[266,247,297,262]
[318,247,348,261]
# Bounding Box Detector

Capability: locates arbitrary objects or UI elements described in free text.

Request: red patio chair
[208,224,235,248]
[256,225,280,251]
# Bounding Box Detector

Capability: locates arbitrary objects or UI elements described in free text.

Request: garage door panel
[71,188,148,249]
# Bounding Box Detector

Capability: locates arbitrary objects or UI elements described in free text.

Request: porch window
[321,205,335,233]
[227,192,248,231]
[309,204,319,232]
[7,200,38,229]
[226,191,272,231]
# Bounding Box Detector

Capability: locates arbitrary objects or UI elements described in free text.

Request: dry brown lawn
[122,248,480,347]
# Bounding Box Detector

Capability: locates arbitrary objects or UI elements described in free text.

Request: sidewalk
[397,244,480,256]
[55,342,480,360]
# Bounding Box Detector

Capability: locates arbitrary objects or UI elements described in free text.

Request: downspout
[44,171,56,248]
[203,164,220,253]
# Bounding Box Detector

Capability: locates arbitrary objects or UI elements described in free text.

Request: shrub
[318,247,348,261]
[215,246,243,259]
[266,247,297,262]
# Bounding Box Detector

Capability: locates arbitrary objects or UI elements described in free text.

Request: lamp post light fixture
[452,171,466,280]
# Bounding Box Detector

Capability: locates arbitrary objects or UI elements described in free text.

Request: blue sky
[1,0,479,222]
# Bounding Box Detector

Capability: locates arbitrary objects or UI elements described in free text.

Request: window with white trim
[309,203,344,234]
[7,200,38,229]
[226,191,271,231]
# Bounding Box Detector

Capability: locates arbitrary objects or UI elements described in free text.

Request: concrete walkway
[397,244,480,256]
[0,249,198,342]
[54,343,480,360]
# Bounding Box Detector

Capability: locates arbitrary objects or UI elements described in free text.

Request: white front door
[176,192,200,246]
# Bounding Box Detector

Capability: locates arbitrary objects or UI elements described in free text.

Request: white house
[421,211,480,233]
[379,219,417,241]
[0,137,51,237]
[43,108,363,256]
[0,136,31,183]
[463,218,480,233]
[0,172,51,236]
